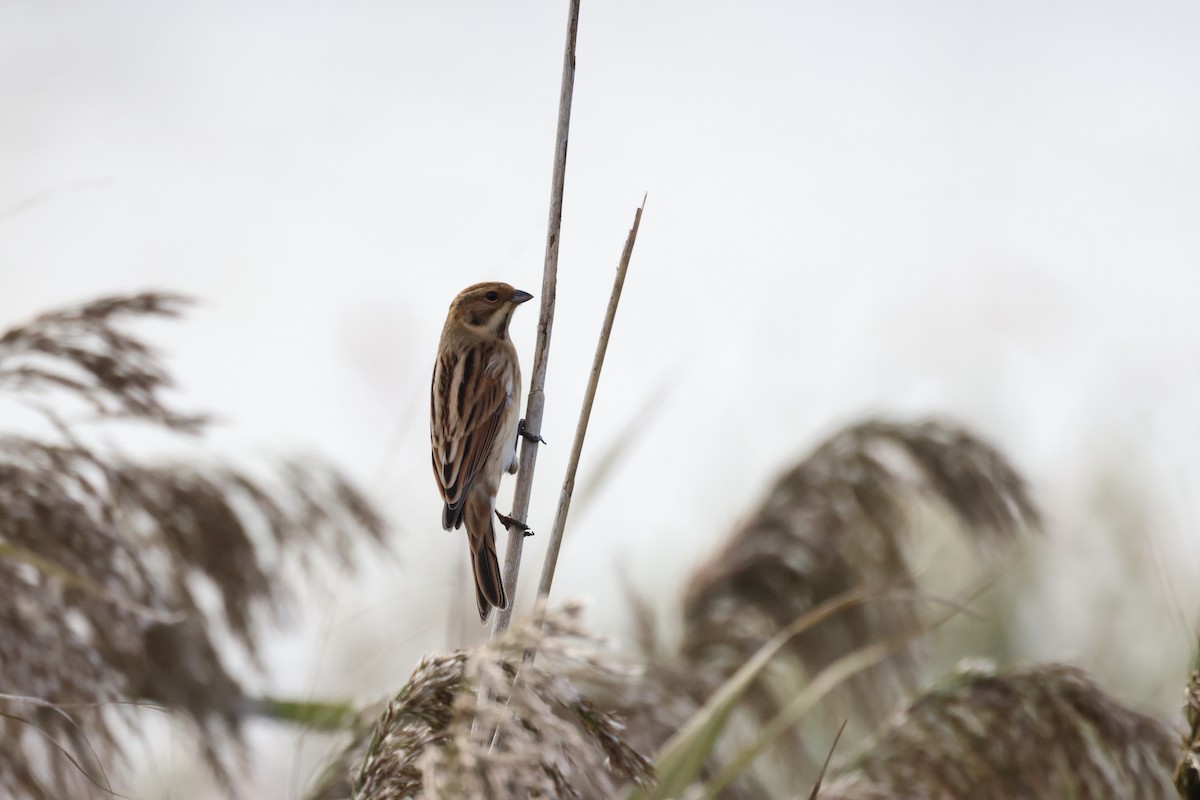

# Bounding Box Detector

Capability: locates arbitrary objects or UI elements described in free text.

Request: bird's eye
[485,291,499,302]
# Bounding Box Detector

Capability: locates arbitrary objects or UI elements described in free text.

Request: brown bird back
[429,281,530,623]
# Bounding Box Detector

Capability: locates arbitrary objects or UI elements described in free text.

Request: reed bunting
[430,282,533,623]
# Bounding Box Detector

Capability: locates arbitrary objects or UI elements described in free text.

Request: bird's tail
[465,492,508,624]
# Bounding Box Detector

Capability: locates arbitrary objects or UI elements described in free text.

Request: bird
[430,281,533,623]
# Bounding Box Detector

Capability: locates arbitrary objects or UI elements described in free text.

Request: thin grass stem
[536,198,644,602]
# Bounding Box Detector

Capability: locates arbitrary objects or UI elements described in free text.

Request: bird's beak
[511,289,534,305]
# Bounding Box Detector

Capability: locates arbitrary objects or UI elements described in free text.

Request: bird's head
[448,282,534,337]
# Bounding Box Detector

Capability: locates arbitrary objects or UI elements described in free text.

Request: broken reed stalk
[536,198,644,602]
[490,0,582,637]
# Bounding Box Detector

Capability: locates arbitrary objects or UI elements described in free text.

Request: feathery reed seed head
[681,419,1039,730]
[821,662,1178,799]
[0,293,387,796]
[315,602,653,800]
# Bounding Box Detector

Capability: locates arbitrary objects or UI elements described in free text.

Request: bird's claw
[518,418,546,445]
[496,511,534,537]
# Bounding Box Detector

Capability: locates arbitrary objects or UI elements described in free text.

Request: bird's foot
[496,511,534,537]
[518,418,546,445]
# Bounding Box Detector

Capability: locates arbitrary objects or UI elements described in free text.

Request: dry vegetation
[314,602,652,800]
[1176,660,1200,798]
[0,293,386,798]
[307,416,1192,800]
[680,419,1040,733]
[822,662,1178,799]
[0,292,1190,799]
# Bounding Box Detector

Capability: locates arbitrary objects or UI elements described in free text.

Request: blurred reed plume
[310,601,653,800]
[297,411,1197,798]
[307,416,1063,800]
[819,662,1179,799]
[679,419,1039,749]
[0,293,386,798]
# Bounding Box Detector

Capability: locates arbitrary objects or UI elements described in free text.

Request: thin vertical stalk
[536,199,644,601]
[490,0,581,637]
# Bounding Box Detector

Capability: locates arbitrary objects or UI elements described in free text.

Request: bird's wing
[430,344,511,529]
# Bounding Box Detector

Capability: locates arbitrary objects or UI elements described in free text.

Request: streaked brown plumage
[430,282,532,623]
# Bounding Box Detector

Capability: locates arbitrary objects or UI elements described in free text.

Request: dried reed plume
[819,662,1179,799]
[310,601,652,799]
[304,413,1190,799]
[1175,653,1200,798]
[0,293,386,798]
[680,419,1039,733]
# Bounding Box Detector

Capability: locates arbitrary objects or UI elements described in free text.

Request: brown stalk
[490,0,582,637]
[807,720,848,800]
[536,198,644,602]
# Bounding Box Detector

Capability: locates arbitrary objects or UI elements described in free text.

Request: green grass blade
[626,586,880,800]
[698,630,921,800]
[253,696,358,731]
